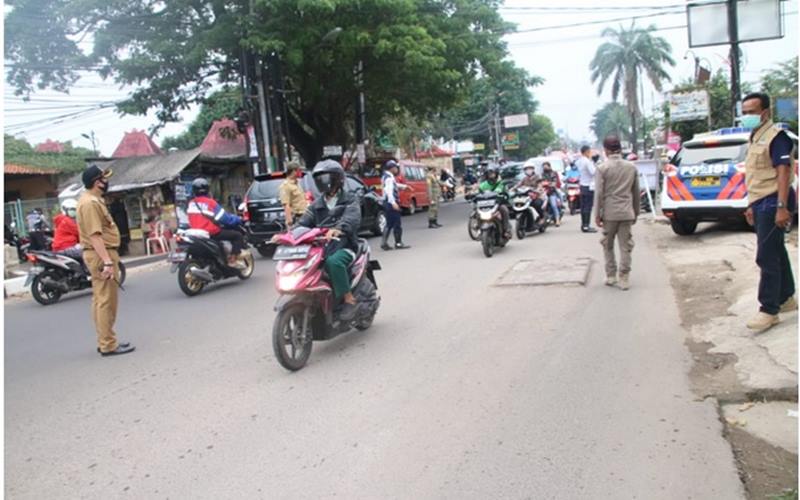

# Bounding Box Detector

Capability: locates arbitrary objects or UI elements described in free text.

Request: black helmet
[486,166,499,180]
[312,160,345,196]
[192,177,210,197]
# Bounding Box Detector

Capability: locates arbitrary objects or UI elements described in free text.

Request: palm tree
[590,24,675,151]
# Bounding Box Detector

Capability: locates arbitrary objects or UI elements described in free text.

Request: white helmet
[61,198,78,217]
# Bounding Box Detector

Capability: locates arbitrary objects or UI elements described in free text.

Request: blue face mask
[741,114,763,129]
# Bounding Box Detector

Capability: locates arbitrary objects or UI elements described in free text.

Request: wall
[4,175,58,201]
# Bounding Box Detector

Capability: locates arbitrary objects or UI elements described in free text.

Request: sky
[2,0,798,155]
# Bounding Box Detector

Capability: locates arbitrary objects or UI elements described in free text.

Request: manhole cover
[493,258,593,287]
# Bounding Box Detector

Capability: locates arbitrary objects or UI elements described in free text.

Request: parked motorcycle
[169,227,255,296]
[25,250,127,306]
[565,181,581,215]
[474,191,510,258]
[271,226,381,371]
[511,187,548,239]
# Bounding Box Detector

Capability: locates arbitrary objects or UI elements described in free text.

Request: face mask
[741,113,763,129]
[99,180,110,193]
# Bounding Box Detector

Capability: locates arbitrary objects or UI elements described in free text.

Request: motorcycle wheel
[272,304,313,371]
[481,229,494,258]
[516,214,526,240]
[354,280,378,331]
[177,260,206,297]
[539,220,548,233]
[237,252,255,280]
[31,269,63,306]
[467,214,480,241]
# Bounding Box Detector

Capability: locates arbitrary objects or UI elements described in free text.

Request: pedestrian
[380,160,411,250]
[594,135,639,291]
[577,144,598,233]
[741,92,797,333]
[426,166,442,228]
[279,161,308,229]
[26,208,49,250]
[76,165,135,356]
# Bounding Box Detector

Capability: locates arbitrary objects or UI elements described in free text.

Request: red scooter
[271,226,381,371]
[565,181,581,215]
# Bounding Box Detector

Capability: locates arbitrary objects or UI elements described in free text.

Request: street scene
[3,0,799,499]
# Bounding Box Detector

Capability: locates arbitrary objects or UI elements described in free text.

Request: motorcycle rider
[479,166,511,238]
[52,198,83,260]
[187,177,245,268]
[541,162,562,226]
[297,160,362,321]
[514,166,546,218]
[565,162,581,184]
[26,207,50,251]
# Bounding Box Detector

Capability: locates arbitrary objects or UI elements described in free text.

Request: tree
[590,24,675,152]
[590,102,631,144]
[3,134,93,173]
[6,0,513,166]
[161,87,242,151]
[760,57,798,98]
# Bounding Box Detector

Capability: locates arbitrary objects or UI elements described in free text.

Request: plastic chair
[146,221,169,255]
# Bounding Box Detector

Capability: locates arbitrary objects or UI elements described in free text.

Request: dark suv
[244,172,386,256]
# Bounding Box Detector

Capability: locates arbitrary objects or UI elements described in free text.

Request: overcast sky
[3,0,798,155]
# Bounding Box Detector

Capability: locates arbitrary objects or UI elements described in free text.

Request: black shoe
[582,227,598,233]
[428,221,436,228]
[97,342,131,354]
[395,243,411,249]
[434,220,443,228]
[99,344,135,356]
[381,244,393,251]
[338,303,358,321]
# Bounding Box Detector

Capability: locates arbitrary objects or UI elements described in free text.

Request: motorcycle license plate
[273,245,311,261]
[476,199,495,208]
[691,176,720,187]
[168,251,187,263]
[24,266,43,287]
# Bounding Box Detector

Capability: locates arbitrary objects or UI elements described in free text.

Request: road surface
[5,200,743,499]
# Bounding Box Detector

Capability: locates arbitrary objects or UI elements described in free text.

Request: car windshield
[673,142,748,166]
[247,179,283,199]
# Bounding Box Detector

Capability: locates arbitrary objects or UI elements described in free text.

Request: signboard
[502,132,520,150]
[669,90,710,122]
[356,144,366,164]
[503,114,530,129]
[688,0,783,48]
[473,143,485,151]
[247,125,258,158]
[322,145,343,157]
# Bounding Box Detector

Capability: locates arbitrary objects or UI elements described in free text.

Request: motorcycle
[474,191,510,258]
[441,178,456,202]
[5,223,29,263]
[169,226,255,296]
[511,187,548,239]
[565,181,581,215]
[271,226,381,371]
[540,181,563,224]
[25,250,127,306]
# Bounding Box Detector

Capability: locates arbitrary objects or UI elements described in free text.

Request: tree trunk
[630,111,637,154]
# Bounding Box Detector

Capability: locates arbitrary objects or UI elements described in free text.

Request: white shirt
[382,172,407,205]
[577,156,596,189]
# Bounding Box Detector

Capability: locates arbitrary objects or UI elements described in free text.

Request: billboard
[687,0,783,48]
[502,132,520,150]
[669,90,710,122]
[503,114,530,129]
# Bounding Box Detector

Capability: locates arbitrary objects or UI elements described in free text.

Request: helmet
[61,198,78,217]
[383,159,399,171]
[312,160,345,196]
[486,166,499,181]
[192,177,210,197]
[523,165,535,175]
[627,153,639,161]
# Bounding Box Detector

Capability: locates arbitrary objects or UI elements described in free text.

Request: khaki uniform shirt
[77,191,121,249]
[427,173,441,199]
[594,155,640,221]
[279,179,308,215]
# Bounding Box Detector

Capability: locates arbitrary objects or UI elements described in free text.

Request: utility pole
[355,60,366,170]
[495,103,504,160]
[727,0,742,123]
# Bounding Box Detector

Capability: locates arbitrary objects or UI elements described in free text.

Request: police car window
[673,143,748,167]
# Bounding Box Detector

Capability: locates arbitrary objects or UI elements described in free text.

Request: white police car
[661,124,797,235]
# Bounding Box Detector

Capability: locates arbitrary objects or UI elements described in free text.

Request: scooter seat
[184,228,211,239]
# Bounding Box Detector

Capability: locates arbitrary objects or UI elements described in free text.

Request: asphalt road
[5,200,744,499]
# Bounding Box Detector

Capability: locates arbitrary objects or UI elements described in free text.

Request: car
[360,160,431,214]
[523,156,567,176]
[243,171,386,256]
[661,124,798,236]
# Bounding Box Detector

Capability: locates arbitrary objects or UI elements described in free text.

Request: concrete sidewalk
[4,253,166,298]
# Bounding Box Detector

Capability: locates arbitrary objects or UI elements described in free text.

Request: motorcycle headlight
[278,272,304,291]
[479,211,494,221]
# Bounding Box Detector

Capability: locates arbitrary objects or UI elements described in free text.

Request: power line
[507,9,685,35]
[500,4,685,12]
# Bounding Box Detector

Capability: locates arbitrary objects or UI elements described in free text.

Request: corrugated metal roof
[4,163,60,175]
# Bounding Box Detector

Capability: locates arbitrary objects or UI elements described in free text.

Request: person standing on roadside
[77,165,135,357]
[380,160,411,250]
[741,92,797,333]
[594,136,639,291]
[279,162,308,229]
[577,145,598,233]
[426,166,442,228]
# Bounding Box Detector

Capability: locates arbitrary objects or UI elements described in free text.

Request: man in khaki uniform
[741,92,797,332]
[77,165,135,357]
[594,135,640,291]
[426,166,442,228]
[279,162,308,228]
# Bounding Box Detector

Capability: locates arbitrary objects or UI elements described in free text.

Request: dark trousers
[754,208,795,314]
[383,202,403,242]
[580,186,594,228]
[29,231,47,251]
[213,229,244,256]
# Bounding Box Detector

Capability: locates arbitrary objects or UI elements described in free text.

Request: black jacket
[298,190,361,250]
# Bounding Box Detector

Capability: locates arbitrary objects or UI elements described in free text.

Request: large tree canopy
[591,102,631,144]
[6,0,515,165]
[161,86,242,151]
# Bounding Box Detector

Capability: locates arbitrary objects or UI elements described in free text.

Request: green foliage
[760,58,798,98]
[517,114,556,158]
[4,134,91,173]
[591,102,631,143]
[5,0,514,164]
[162,87,242,150]
[590,23,675,150]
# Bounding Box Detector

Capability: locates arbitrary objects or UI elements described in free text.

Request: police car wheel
[670,218,698,236]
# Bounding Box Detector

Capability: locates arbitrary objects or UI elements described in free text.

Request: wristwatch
[103,262,113,267]
[778,201,787,209]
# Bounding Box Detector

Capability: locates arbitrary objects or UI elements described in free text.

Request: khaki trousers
[84,249,120,353]
[601,220,634,277]
[428,200,439,220]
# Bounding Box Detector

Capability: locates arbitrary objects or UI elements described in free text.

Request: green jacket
[479,179,506,194]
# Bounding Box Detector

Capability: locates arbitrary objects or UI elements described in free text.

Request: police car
[661,124,797,235]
